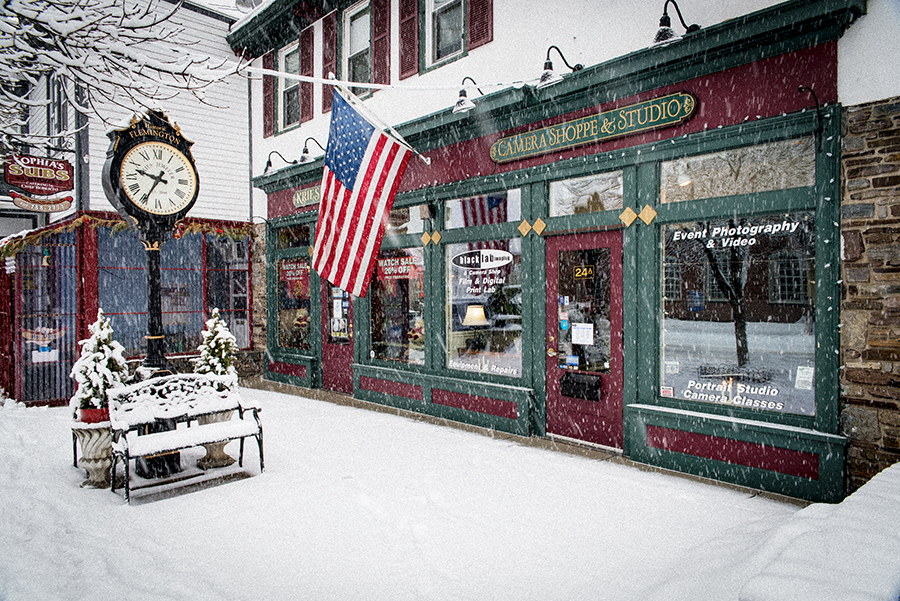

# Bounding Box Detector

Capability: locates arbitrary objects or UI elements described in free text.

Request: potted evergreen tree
[192,308,239,469]
[192,307,238,377]
[70,309,129,421]
[69,309,128,487]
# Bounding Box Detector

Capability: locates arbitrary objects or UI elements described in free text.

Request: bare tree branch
[0,0,245,148]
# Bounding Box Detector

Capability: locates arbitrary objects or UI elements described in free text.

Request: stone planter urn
[72,414,112,488]
[196,410,236,470]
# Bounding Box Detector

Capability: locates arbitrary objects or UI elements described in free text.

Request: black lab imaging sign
[451,249,512,295]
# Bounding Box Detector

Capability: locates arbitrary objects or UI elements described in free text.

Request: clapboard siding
[45,2,250,223]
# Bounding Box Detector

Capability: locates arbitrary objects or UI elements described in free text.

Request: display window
[277,257,312,351]
[370,247,425,365]
[549,171,623,216]
[660,137,815,204]
[660,211,816,415]
[446,239,522,377]
[444,189,520,229]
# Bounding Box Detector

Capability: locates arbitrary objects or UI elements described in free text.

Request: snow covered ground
[0,386,897,601]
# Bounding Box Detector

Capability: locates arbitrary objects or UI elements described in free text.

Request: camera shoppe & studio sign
[4,154,74,212]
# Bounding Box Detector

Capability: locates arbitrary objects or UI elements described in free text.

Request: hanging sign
[5,154,74,212]
[489,91,697,163]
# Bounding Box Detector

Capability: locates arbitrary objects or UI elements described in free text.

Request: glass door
[545,230,623,449]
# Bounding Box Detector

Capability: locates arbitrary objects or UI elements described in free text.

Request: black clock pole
[142,222,167,370]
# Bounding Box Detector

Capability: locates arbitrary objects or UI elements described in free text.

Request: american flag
[462,195,508,251]
[312,91,413,297]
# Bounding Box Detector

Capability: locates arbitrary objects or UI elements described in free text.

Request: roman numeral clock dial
[119,141,198,216]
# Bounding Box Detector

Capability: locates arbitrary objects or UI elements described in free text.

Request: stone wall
[251,222,268,353]
[840,95,900,492]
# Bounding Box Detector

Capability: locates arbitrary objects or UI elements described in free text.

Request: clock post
[142,221,168,369]
[102,110,200,373]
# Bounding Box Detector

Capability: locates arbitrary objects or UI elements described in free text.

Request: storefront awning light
[452,77,483,114]
[299,137,326,163]
[264,150,298,173]
[652,0,701,46]
[537,46,583,89]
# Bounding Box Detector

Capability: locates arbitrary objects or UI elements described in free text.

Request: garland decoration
[0,214,254,260]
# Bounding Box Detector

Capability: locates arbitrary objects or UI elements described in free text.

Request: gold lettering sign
[292,185,321,208]
[489,92,697,163]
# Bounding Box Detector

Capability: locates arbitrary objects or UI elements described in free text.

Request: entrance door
[546,230,623,449]
[321,281,354,394]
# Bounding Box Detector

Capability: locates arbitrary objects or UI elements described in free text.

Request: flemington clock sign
[102,110,200,370]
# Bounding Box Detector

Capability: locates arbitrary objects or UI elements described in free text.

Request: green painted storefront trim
[252,1,858,502]
[354,364,533,436]
[625,404,847,502]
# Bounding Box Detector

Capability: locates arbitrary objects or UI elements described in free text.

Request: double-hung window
[279,43,301,130]
[399,0,492,78]
[345,1,371,97]
[428,0,463,64]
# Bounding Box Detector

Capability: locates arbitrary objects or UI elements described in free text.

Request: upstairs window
[345,1,371,97]
[279,43,301,129]
[428,0,463,64]
[400,0,492,78]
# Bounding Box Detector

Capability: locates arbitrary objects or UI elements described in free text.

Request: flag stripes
[311,91,412,297]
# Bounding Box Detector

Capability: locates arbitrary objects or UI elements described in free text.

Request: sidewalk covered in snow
[1,386,897,601]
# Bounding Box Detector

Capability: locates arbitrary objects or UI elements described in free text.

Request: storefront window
[660,137,815,204]
[549,171,623,216]
[277,258,312,351]
[446,239,522,377]
[660,211,816,415]
[206,236,250,349]
[384,203,428,237]
[371,247,425,365]
[276,224,310,250]
[444,190,521,229]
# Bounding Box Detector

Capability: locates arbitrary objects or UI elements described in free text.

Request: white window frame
[278,41,301,130]
[425,0,464,67]
[343,0,371,97]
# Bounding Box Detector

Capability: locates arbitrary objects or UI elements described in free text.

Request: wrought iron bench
[108,372,263,502]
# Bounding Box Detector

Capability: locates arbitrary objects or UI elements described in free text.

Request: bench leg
[257,432,264,473]
[110,454,118,493]
[239,438,245,468]
[124,454,131,503]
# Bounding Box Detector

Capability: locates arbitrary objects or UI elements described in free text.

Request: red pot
[79,407,110,423]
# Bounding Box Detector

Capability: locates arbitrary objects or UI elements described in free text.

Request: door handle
[547,348,557,357]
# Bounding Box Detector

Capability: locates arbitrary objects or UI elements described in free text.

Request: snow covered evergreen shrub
[192,308,238,377]
[69,310,129,410]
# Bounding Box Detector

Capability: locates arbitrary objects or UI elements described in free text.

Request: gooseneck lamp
[653,0,701,46]
[299,137,326,163]
[263,150,298,173]
[537,45,584,89]
[453,77,484,114]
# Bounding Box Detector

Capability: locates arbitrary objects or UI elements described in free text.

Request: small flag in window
[312,90,413,297]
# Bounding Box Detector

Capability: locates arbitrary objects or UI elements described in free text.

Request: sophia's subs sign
[4,154,74,212]
[489,92,697,163]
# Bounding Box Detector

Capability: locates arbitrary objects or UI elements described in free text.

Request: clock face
[119,141,198,216]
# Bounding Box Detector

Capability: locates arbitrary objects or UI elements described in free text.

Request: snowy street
[0,386,893,601]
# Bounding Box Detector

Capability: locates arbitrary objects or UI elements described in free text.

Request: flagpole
[335,85,431,166]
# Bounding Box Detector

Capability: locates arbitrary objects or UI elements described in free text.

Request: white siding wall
[51,2,250,223]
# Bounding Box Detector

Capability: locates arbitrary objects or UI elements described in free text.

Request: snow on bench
[739,463,900,601]
[108,373,264,502]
